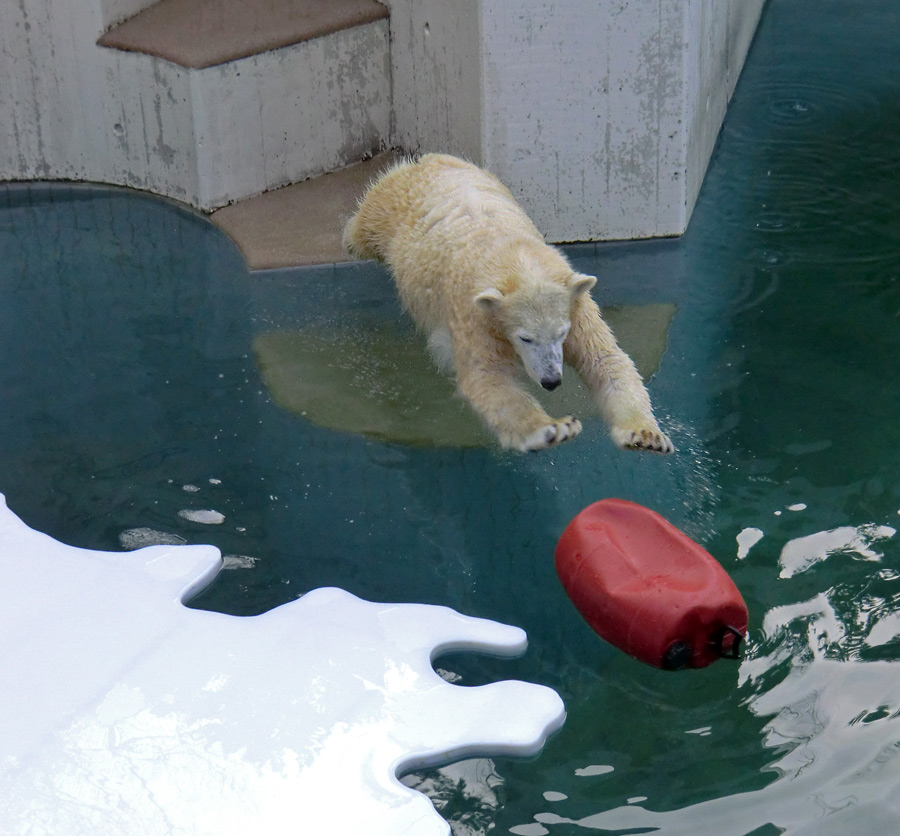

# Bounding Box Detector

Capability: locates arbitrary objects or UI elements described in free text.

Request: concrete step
[95,0,391,211]
[211,151,401,269]
[98,0,388,69]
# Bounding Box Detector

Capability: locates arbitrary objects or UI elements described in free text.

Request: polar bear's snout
[516,337,566,392]
[542,375,561,391]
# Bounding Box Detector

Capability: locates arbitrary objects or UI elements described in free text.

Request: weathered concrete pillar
[386,0,766,241]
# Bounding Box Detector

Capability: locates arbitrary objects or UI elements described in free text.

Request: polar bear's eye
[518,336,534,344]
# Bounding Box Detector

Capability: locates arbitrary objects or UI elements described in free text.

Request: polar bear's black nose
[541,376,561,391]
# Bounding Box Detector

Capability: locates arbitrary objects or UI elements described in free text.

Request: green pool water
[2,0,900,832]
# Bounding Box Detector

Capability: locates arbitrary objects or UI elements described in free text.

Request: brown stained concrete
[210,152,401,270]
[98,0,388,69]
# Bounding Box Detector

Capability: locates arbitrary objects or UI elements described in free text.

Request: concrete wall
[0,0,390,210]
[682,2,767,230]
[2,0,764,236]
[386,0,766,241]
[190,24,391,209]
[386,0,484,163]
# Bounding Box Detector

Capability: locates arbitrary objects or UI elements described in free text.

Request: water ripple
[727,72,884,145]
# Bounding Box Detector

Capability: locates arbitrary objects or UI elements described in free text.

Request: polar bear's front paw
[520,416,582,452]
[611,425,674,454]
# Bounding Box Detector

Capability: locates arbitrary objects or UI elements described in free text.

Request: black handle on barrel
[662,625,744,670]
[713,625,744,660]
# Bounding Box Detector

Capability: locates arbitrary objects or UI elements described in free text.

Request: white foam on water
[119,527,187,549]
[736,527,764,559]
[778,524,895,578]
[178,508,226,525]
[222,554,258,570]
[510,824,550,836]
[575,764,614,777]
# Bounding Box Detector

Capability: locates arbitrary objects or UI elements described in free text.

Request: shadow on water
[3,0,900,831]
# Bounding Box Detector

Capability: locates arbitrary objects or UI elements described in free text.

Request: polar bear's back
[344,153,548,335]
[345,154,542,271]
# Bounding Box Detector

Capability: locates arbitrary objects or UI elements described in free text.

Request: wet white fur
[344,153,672,453]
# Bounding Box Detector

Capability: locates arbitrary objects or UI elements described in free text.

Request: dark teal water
[2,0,900,832]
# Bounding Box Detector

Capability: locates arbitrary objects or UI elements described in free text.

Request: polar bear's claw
[613,426,674,454]
[521,416,582,452]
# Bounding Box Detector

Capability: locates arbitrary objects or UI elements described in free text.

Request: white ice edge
[0,492,565,836]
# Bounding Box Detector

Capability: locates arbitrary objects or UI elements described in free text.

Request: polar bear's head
[475,270,596,391]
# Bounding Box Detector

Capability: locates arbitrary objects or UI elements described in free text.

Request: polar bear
[343,153,673,453]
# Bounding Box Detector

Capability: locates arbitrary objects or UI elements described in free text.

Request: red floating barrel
[555,499,748,669]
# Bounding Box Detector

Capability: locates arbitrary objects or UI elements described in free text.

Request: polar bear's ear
[569,273,597,296]
[474,288,505,311]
